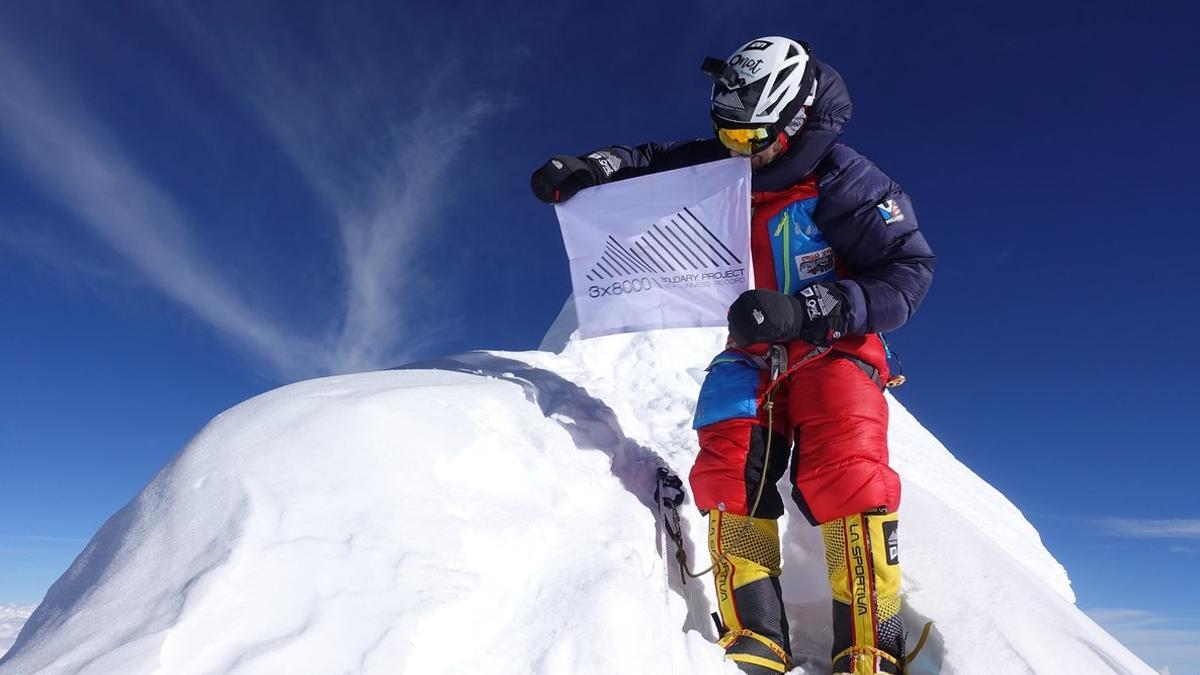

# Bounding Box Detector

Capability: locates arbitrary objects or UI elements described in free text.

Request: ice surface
[0,327,1155,674]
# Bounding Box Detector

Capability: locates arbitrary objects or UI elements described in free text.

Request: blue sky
[1,0,1198,671]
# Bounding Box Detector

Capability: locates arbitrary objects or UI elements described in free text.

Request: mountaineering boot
[707,510,793,674]
[822,510,905,675]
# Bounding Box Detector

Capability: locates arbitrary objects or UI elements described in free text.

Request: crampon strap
[833,644,901,671]
[718,629,793,672]
[832,620,933,675]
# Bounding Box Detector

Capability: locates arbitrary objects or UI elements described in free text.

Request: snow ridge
[0,328,1154,674]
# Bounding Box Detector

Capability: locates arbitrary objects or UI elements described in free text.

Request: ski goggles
[715,125,775,155]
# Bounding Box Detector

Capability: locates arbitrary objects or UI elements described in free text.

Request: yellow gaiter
[821,510,904,675]
[708,510,792,674]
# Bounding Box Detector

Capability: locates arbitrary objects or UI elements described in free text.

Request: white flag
[555,157,752,338]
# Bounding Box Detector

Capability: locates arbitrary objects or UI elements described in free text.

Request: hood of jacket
[752,58,852,192]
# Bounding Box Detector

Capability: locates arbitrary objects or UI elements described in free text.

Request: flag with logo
[554,157,752,338]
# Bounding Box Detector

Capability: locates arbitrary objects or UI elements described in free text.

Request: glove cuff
[794,283,850,344]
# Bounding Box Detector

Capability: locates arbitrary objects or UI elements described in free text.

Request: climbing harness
[759,343,830,401]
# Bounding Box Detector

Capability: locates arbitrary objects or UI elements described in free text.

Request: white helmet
[703,37,818,143]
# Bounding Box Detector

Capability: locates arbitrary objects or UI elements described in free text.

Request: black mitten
[728,284,850,347]
[530,155,603,204]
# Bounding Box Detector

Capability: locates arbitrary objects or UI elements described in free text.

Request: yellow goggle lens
[716,127,771,155]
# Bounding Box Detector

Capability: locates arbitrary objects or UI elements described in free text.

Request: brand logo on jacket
[876,199,905,225]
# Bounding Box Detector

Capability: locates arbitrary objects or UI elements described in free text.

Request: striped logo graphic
[554,154,751,337]
[584,206,743,282]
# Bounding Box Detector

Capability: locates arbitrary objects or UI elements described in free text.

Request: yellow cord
[685,386,779,578]
[903,621,934,670]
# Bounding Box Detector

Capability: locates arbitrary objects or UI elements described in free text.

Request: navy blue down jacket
[578,60,934,337]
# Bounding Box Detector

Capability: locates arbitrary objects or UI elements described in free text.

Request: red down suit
[586,136,934,525]
[692,146,932,525]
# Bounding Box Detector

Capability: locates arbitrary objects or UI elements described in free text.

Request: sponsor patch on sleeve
[586,151,622,178]
[876,198,905,225]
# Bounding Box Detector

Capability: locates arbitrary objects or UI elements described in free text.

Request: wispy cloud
[0,8,516,380]
[1099,518,1200,539]
[1086,608,1200,674]
[205,51,507,372]
[0,535,88,545]
[0,223,127,289]
[0,535,86,557]
[0,41,328,380]
[159,6,518,374]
